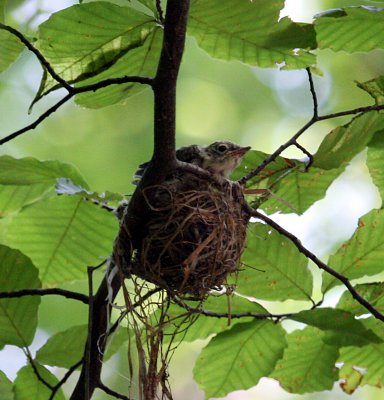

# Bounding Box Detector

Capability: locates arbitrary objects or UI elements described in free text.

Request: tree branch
[0,288,88,304]
[250,208,384,322]
[98,382,130,400]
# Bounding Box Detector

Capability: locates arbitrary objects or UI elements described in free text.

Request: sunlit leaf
[0,245,40,347]
[35,2,156,103]
[367,132,384,205]
[290,308,381,346]
[36,324,87,368]
[315,6,384,53]
[14,363,65,400]
[194,320,286,399]
[237,223,312,301]
[357,75,384,105]
[0,370,13,400]
[337,283,384,315]
[75,27,162,108]
[322,208,384,292]
[5,196,118,286]
[313,111,384,169]
[271,327,339,393]
[0,29,24,72]
[189,0,316,69]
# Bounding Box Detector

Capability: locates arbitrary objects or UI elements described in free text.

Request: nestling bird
[133,141,251,184]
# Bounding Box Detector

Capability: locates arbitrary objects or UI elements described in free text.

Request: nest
[116,172,250,298]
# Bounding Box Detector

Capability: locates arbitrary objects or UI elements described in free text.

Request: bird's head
[202,141,251,178]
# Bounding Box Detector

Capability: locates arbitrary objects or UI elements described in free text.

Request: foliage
[0,1,384,400]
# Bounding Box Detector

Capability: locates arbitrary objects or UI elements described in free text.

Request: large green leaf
[75,27,162,108]
[194,320,286,399]
[36,324,87,368]
[315,7,384,53]
[271,327,339,393]
[367,132,384,205]
[357,75,384,105]
[337,283,384,316]
[0,156,88,188]
[35,2,156,103]
[237,223,312,301]
[189,0,316,69]
[261,165,345,214]
[14,363,65,400]
[0,28,24,72]
[0,370,13,400]
[291,308,381,346]
[0,245,40,347]
[313,112,384,170]
[4,196,118,286]
[322,209,384,292]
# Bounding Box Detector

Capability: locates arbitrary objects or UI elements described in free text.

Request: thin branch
[250,208,384,322]
[306,67,318,118]
[0,288,88,304]
[75,76,153,93]
[25,351,55,390]
[49,359,84,400]
[155,0,165,23]
[98,382,130,400]
[0,23,73,92]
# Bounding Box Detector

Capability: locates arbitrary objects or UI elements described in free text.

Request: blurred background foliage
[1,0,384,399]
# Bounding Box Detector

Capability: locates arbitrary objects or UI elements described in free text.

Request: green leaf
[315,6,384,53]
[0,156,88,188]
[4,196,118,286]
[290,308,381,346]
[237,223,312,301]
[14,363,65,400]
[357,75,384,105]
[0,245,40,347]
[0,28,24,72]
[261,165,345,214]
[189,0,316,69]
[194,320,286,399]
[322,209,384,292]
[75,27,162,108]
[313,112,384,169]
[339,321,384,393]
[337,283,384,315]
[36,324,87,368]
[0,370,13,400]
[271,327,339,393]
[367,132,384,204]
[34,2,156,105]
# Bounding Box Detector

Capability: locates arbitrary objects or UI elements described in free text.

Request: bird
[133,141,251,184]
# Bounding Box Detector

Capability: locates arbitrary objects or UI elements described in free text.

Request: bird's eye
[217,144,228,153]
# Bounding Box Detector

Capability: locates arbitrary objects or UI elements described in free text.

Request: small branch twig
[250,208,384,322]
[98,382,130,400]
[49,359,84,400]
[306,67,318,118]
[0,288,88,304]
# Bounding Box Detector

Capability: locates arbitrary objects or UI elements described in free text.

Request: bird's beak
[230,146,251,157]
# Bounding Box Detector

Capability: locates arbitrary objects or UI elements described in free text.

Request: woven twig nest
[115,172,250,298]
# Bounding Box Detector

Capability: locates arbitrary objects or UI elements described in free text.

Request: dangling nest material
[116,172,250,298]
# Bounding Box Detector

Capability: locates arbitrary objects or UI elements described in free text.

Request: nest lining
[116,173,250,298]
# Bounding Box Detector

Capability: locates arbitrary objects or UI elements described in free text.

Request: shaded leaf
[34,2,156,104]
[0,369,14,400]
[322,208,384,292]
[0,29,24,72]
[313,111,384,169]
[337,283,384,315]
[357,75,384,105]
[0,156,88,188]
[194,320,286,399]
[5,196,118,286]
[0,245,40,347]
[367,132,384,204]
[36,324,87,368]
[237,223,312,301]
[75,27,162,108]
[14,363,65,400]
[290,308,381,346]
[189,0,316,69]
[315,6,384,53]
[271,327,339,393]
